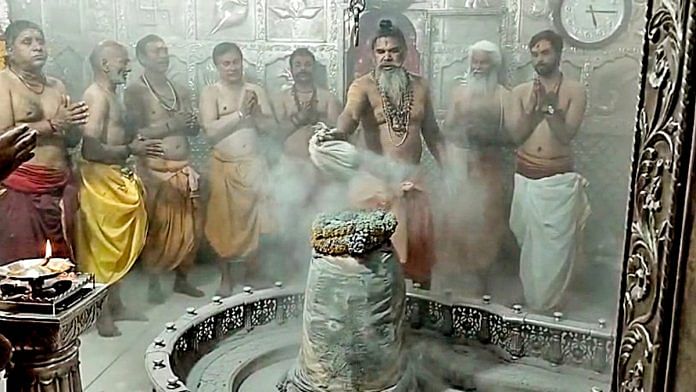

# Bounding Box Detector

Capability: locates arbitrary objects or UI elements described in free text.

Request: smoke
[258,139,425,287]
[406,337,479,391]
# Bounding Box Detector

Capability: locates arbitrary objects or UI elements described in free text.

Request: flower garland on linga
[311,209,398,257]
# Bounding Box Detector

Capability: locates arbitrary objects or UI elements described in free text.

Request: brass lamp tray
[0,273,95,315]
[0,258,74,282]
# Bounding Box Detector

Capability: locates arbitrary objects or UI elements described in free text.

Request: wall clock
[552,0,632,48]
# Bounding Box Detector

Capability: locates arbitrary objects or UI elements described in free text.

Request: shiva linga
[0,240,108,392]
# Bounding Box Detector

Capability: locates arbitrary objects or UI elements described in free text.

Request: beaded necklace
[9,66,46,95]
[292,83,317,112]
[141,74,180,112]
[372,69,414,147]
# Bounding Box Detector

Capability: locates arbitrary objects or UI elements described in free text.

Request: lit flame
[45,240,52,260]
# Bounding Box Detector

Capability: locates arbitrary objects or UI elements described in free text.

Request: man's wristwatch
[542,104,556,116]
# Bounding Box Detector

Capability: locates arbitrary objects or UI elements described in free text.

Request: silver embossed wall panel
[197,0,258,41]
[6,0,341,93]
[266,0,327,42]
[121,0,190,42]
[427,10,505,112]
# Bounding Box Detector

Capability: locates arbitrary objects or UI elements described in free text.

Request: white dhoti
[509,172,591,311]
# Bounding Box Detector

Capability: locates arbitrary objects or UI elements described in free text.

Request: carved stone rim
[145,287,614,392]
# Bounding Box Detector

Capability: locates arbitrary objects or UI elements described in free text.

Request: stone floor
[1,256,621,392]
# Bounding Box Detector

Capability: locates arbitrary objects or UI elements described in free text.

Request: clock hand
[585,9,618,13]
[588,4,598,28]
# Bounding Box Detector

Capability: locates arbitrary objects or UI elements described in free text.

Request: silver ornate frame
[612,0,696,390]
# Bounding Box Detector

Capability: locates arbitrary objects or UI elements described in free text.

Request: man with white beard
[320,19,447,289]
[440,40,514,296]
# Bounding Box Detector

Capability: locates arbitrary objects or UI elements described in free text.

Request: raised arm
[0,77,87,140]
[545,85,587,144]
[508,83,544,145]
[325,92,341,127]
[271,92,299,141]
[250,85,278,132]
[53,80,87,147]
[199,85,245,145]
[335,80,368,138]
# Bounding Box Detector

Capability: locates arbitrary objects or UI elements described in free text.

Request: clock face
[557,0,630,46]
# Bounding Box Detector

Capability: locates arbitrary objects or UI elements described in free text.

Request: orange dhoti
[348,170,436,286]
[205,151,275,262]
[139,159,201,273]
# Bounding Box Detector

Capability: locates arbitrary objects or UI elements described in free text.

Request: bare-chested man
[77,40,164,336]
[125,34,204,304]
[274,48,341,160]
[508,30,590,312]
[323,20,446,289]
[271,47,341,277]
[441,40,513,296]
[200,42,276,296]
[0,20,88,264]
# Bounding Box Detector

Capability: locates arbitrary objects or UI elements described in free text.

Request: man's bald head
[89,40,131,85]
[89,40,126,71]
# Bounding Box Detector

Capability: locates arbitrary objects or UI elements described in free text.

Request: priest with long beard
[439,40,515,296]
[319,19,447,289]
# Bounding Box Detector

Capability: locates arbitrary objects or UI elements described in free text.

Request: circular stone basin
[146,288,611,392]
[186,321,606,392]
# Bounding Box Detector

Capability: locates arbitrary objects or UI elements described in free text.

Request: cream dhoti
[509,171,590,311]
[204,150,275,262]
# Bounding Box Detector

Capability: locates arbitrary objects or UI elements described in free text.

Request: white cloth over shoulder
[509,172,591,311]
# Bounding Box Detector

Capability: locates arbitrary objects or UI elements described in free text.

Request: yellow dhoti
[76,162,147,285]
[205,151,275,261]
[139,159,200,273]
